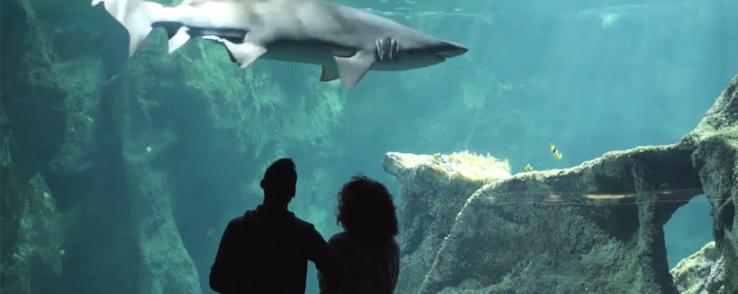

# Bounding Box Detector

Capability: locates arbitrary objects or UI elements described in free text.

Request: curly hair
[337,176,398,241]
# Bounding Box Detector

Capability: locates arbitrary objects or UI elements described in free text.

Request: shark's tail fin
[92,0,164,56]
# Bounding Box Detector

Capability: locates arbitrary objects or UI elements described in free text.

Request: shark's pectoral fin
[321,63,339,82]
[334,51,375,87]
[226,41,267,69]
[167,27,190,54]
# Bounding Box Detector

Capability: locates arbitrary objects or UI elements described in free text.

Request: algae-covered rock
[384,151,511,293]
[387,145,700,294]
[1,65,64,293]
[685,75,738,294]
[122,129,201,294]
[385,75,738,293]
[0,174,63,294]
[671,242,725,293]
[1,0,348,291]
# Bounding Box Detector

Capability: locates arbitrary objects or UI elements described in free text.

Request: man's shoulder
[227,211,321,237]
[292,215,318,232]
[226,210,257,227]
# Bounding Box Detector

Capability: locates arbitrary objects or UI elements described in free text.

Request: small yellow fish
[550,144,563,160]
[523,163,534,172]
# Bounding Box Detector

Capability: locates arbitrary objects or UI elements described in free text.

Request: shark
[91,0,468,87]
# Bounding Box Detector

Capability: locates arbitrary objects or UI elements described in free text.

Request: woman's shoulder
[329,232,398,250]
[328,232,353,246]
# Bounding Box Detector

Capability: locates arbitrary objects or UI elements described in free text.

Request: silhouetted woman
[319,176,400,294]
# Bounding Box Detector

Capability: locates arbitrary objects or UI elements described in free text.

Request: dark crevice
[716,198,734,240]
[150,85,260,292]
[47,78,142,294]
[607,205,640,242]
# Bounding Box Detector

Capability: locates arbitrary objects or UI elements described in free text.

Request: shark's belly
[262,41,439,73]
[370,58,440,71]
[262,40,355,66]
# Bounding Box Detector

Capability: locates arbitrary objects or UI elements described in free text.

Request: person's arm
[308,228,343,293]
[210,221,239,293]
[318,265,335,294]
[389,240,400,291]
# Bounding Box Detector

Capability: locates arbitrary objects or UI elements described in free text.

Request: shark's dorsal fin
[334,51,375,87]
[321,63,339,82]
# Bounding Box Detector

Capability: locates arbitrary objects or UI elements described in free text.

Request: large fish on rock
[92,0,468,87]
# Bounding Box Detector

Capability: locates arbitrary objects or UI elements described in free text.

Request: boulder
[671,242,725,293]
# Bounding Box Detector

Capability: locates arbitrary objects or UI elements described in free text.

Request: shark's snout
[437,42,468,58]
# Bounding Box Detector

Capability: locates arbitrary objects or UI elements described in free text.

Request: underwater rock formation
[386,146,699,293]
[2,0,348,291]
[1,0,203,291]
[383,152,512,293]
[1,70,64,293]
[0,173,63,293]
[385,76,738,293]
[671,242,725,293]
[684,75,738,294]
[124,130,201,294]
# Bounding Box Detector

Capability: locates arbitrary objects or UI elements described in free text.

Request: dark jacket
[318,232,400,294]
[210,206,340,294]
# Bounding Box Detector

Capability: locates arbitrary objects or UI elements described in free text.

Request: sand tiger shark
[91,0,468,87]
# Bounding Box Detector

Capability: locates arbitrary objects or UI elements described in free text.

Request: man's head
[260,158,298,206]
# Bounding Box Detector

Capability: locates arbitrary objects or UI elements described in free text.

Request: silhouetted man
[210,158,340,293]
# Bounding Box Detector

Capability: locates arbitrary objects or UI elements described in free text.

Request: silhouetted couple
[210,158,399,294]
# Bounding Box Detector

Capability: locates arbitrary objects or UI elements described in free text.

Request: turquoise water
[1,0,737,293]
